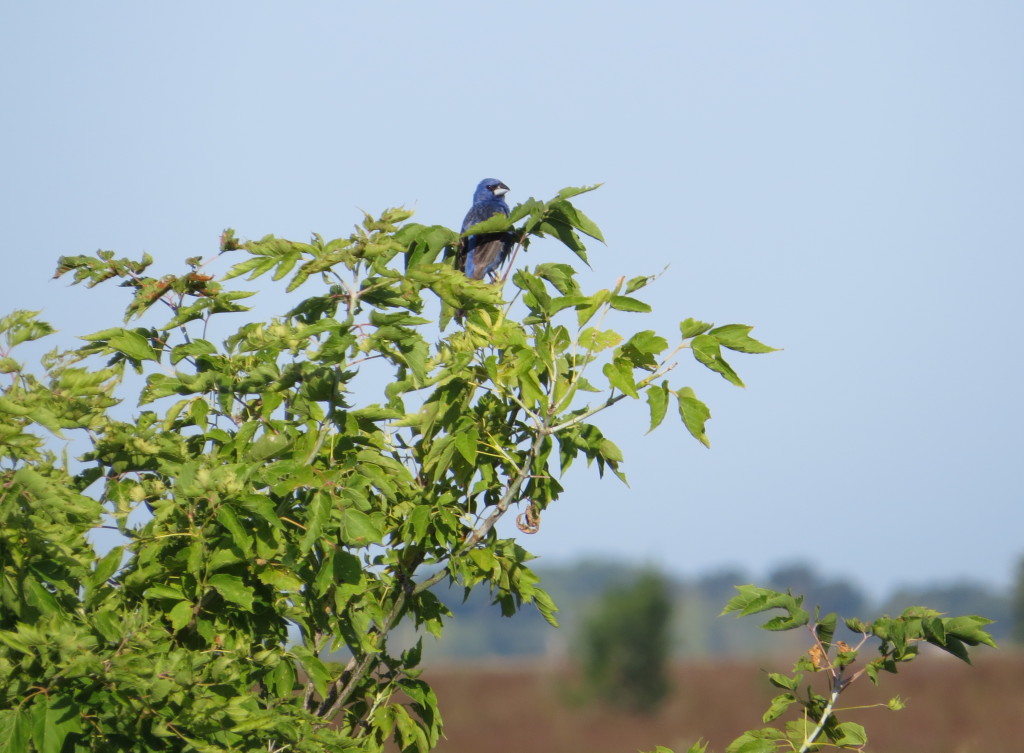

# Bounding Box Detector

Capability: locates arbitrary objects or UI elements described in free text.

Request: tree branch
[414,430,546,596]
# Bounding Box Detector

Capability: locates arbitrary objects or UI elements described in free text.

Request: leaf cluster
[712,586,996,753]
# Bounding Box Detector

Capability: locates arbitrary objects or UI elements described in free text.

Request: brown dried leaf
[809,644,829,670]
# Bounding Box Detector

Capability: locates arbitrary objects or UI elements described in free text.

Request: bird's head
[474,178,510,202]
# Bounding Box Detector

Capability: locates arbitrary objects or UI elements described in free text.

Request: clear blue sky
[2,3,1021,599]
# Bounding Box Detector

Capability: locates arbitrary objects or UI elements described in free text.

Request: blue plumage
[458,178,513,281]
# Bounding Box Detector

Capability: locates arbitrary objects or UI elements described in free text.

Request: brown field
[420,651,1024,753]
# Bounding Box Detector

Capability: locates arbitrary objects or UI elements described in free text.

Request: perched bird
[458,179,514,281]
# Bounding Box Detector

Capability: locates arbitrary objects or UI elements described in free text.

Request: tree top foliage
[1,184,780,752]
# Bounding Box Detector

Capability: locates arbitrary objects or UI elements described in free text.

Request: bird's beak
[492,183,510,196]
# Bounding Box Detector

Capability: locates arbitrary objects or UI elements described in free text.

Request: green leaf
[0,708,31,753]
[815,612,837,651]
[574,290,609,326]
[620,333,665,372]
[578,327,623,353]
[90,545,124,587]
[272,657,297,697]
[551,199,605,242]
[623,330,668,355]
[0,630,33,655]
[208,573,254,611]
[675,387,710,447]
[0,396,33,417]
[609,295,651,313]
[292,646,331,698]
[943,615,997,648]
[680,318,713,339]
[845,617,870,633]
[461,213,513,236]
[537,218,589,265]
[22,579,58,616]
[533,588,560,628]
[645,383,669,433]
[599,438,623,463]
[258,567,305,593]
[721,585,809,630]
[509,196,545,224]
[709,324,777,354]
[170,338,217,365]
[168,600,193,630]
[0,310,54,348]
[767,672,800,690]
[209,547,242,575]
[145,584,186,601]
[515,269,553,316]
[108,329,159,361]
[300,492,331,553]
[625,275,654,294]
[248,431,292,462]
[939,635,971,662]
[31,695,81,753]
[603,358,638,398]
[762,692,796,723]
[423,434,458,481]
[725,729,783,753]
[405,505,431,543]
[216,505,254,554]
[835,721,868,746]
[555,183,602,201]
[691,334,744,387]
[534,262,580,295]
[26,405,64,435]
[342,509,384,547]
[454,428,479,466]
[923,616,946,645]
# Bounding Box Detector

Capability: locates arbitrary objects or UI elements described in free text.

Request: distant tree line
[404,558,1021,661]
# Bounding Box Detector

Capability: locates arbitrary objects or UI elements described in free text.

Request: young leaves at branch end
[713,586,996,753]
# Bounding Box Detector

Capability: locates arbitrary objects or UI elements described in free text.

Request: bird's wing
[460,199,512,278]
[464,233,513,280]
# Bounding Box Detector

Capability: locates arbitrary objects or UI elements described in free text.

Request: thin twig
[545,362,677,435]
[498,231,528,285]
